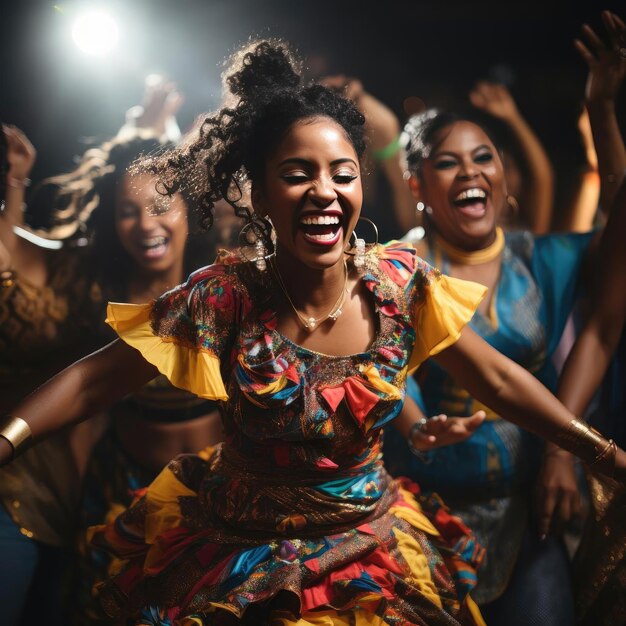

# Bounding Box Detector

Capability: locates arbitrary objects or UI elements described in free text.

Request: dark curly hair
[403,108,506,178]
[42,134,211,301]
[148,40,366,245]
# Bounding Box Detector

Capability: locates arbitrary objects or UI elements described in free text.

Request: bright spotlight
[71,11,119,56]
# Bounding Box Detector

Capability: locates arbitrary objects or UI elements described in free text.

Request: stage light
[71,10,119,56]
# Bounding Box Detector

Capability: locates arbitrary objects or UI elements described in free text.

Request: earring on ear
[347,217,379,273]
[416,201,425,212]
[239,219,271,272]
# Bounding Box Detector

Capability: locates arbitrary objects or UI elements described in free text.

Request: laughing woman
[384,12,625,626]
[0,40,625,626]
[40,134,224,624]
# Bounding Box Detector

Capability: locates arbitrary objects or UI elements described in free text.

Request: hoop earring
[347,217,379,272]
[239,218,273,272]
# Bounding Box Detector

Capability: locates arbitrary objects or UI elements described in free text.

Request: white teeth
[455,188,487,202]
[306,232,337,241]
[141,236,166,248]
[300,214,340,226]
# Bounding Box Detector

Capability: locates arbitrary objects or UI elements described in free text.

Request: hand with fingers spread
[575,11,626,104]
[409,411,486,452]
[535,447,583,539]
[469,81,520,122]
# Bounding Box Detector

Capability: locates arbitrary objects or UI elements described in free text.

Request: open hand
[575,11,626,104]
[410,411,486,451]
[469,81,519,121]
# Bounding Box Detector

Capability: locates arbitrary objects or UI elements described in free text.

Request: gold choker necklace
[434,227,504,265]
[271,259,349,332]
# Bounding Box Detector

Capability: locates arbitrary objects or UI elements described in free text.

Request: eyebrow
[432,144,492,157]
[277,157,358,167]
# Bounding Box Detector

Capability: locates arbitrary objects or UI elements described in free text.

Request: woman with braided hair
[1,40,624,625]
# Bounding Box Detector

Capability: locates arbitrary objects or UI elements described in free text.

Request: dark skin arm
[0,339,158,465]
[558,178,626,416]
[575,11,626,215]
[535,184,626,535]
[433,327,626,480]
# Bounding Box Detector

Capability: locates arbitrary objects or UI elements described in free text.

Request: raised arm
[0,125,37,271]
[321,76,418,234]
[575,11,626,214]
[433,326,626,480]
[0,339,158,466]
[470,81,554,234]
[558,178,626,420]
[534,180,626,531]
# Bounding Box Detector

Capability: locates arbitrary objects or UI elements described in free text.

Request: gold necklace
[434,227,505,265]
[271,258,349,332]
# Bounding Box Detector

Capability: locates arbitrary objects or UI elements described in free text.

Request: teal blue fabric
[385,230,595,493]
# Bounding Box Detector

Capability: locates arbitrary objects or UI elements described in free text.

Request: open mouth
[139,235,169,259]
[453,188,488,217]
[298,212,343,246]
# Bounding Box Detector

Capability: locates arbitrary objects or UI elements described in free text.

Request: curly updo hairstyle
[151,39,366,246]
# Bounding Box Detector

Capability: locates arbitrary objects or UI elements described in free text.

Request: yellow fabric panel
[106,302,228,401]
[143,466,197,546]
[359,364,402,399]
[392,527,442,609]
[388,485,440,537]
[408,274,486,373]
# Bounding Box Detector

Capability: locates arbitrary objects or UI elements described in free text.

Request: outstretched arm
[470,82,554,234]
[0,339,158,465]
[434,326,626,480]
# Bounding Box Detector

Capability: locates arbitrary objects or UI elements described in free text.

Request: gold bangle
[557,418,616,477]
[0,415,33,460]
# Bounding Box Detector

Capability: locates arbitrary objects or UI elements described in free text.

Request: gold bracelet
[0,415,33,460]
[557,418,616,477]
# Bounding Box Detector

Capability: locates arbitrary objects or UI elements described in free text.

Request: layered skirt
[89,444,485,625]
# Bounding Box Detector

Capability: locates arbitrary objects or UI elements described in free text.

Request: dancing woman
[0,41,624,626]
[43,132,224,624]
[384,12,625,625]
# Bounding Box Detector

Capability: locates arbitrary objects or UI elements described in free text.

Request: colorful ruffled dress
[90,242,487,625]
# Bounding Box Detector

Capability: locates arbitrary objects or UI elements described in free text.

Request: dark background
[1,0,623,224]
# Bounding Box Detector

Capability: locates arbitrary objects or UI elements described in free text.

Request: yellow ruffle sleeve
[106,302,228,401]
[408,273,487,373]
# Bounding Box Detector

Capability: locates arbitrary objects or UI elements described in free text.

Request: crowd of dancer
[0,9,624,626]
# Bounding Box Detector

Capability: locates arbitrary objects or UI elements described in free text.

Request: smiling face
[254,116,362,270]
[415,120,507,250]
[115,172,189,274]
